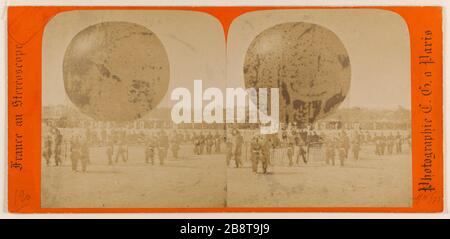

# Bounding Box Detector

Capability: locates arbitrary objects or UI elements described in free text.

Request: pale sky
[42,10,226,108]
[227,9,411,110]
[43,9,410,110]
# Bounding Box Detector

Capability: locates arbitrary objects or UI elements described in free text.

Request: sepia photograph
[41,10,228,208]
[41,9,411,209]
[226,9,412,207]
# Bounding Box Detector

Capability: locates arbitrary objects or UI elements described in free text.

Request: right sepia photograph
[226,9,411,208]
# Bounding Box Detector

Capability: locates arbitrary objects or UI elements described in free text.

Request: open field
[42,144,411,208]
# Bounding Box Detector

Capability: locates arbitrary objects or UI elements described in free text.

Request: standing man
[158,130,169,165]
[260,135,271,174]
[54,129,63,166]
[192,132,199,155]
[205,132,214,154]
[351,133,361,160]
[374,133,381,155]
[380,133,386,156]
[395,131,403,154]
[199,132,205,155]
[70,136,80,172]
[106,141,114,165]
[145,135,156,164]
[341,130,350,159]
[225,137,233,166]
[406,133,412,151]
[338,142,346,166]
[287,142,294,167]
[296,132,307,165]
[214,131,222,153]
[325,136,336,166]
[115,140,128,163]
[387,133,394,154]
[281,128,288,145]
[171,131,180,159]
[250,135,263,173]
[43,135,53,167]
[80,141,90,173]
[232,129,244,168]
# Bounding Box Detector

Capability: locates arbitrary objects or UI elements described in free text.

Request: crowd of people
[42,126,229,172]
[42,124,411,174]
[320,130,410,167]
[221,127,411,173]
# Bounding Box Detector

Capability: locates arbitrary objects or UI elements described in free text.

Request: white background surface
[0,0,448,219]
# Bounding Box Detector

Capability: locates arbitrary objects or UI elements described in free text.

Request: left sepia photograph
[41,10,227,208]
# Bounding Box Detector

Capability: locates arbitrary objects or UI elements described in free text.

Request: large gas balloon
[244,22,351,126]
[63,21,169,121]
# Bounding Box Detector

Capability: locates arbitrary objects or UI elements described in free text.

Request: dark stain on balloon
[113,30,153,42]
[70,80,91,108]
[292,99,322,123]
[140,31,153,36]
[297,26,314,40]
[317,54,321,72]
[64,58,92,78]
[95,63,111,78]
[324,92,346,113]
[76,94,91,107]
[309,79,315,88]
[111,75,121,82]
[307,91,327,98]
[94,63,122,82]
[338,54,350,68]
[128,79,153,108]
[311,100,322,122]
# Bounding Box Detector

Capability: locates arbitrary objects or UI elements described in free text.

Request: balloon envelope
[63,21,170,122]
[244,22,351,126]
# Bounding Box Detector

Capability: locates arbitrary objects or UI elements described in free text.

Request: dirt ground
[42,145,411,208]
[227,146,412,207]
[42,145,227,208]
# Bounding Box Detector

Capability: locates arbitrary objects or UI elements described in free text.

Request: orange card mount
[7,6,443,213]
